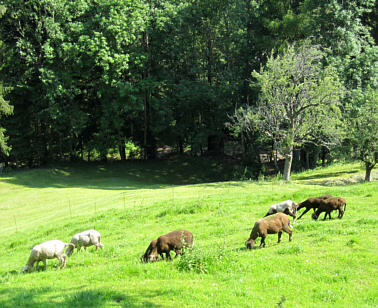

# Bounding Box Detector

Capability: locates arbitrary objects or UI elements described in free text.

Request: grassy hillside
[0,160,377,307]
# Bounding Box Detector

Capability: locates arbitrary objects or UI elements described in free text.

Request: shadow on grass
[0,287,162,308]
[0,270,19,283]
[1,158,239,190]
[294,170,358,181]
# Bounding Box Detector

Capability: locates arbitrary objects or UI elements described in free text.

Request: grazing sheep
[141,230,194,262]
[140,239,158,263]
[264,200,298,220]
[66,229,104,256]
[22,240,74,273]
[296,194,333,220]
[245,213,292,249]
[312,197,347,220]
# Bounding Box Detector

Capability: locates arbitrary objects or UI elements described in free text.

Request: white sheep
[66,229,104,256]
[22,240,74,273]
[264,200,297,221]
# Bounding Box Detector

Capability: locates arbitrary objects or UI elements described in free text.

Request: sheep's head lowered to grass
[141,239,159,263]
[66,229,104,256]
[22,240,74,273]
[141,230,193,262]
[246,213,292,250]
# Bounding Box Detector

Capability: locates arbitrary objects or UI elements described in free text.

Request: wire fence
[2,183,253,236]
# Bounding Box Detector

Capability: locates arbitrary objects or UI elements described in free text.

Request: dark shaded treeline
[0,0,376,176]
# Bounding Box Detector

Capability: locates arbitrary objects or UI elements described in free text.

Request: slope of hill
[0,160,377,307]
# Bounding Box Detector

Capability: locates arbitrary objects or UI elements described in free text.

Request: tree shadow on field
[1,158,238,190]
[0,287,162,308]
[294,170,358,181]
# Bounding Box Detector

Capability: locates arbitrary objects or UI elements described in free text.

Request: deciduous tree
[232,42,344,180]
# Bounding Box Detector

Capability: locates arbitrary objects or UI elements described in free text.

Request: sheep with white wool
[22,240,74,273]
[264,200,297,221]
[66,229,104,256]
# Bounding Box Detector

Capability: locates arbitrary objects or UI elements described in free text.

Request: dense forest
[0,0,376,180]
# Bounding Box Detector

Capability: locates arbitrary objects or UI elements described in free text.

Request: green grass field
[0,160,377,307]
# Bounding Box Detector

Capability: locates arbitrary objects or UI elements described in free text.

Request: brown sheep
[245,213,292,250]
[141,230,194,262]
[296,194,333,220]
[312,197,347,220]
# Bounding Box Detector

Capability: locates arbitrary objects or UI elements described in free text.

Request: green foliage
[231,41,344,180]
[0,0,376,167]
[176,243,227,274]
[252,42,343,150]
[343,38,378,179]
[0,85,12,154]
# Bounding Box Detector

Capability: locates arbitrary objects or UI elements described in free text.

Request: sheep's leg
[57,255,65,269]
[338,209,344,219]
[166,252,172,261]
[277,231,282,243]
[338,208,343,218]
[174,250,181,258]
[61,255,67,268]
[42,259,47,270]
[297,207,311,220]
[260,236,266,248]
[282,226,292,241]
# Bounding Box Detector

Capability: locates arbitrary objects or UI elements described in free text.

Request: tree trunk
[321,147,327,166]
[80,139,84,161]
[283,148,293,181]
[305,151,310,170]
[119,141,126,161]
[178,138,183,154]
[274,149,279,171]
[143,92,148,160]
[312,146,320,168]
[365,162,375,182]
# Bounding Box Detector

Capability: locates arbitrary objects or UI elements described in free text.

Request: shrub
[277,245,303,255]
[176,243,227,274]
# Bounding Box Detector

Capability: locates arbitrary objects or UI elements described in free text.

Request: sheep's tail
[344,202,347,213]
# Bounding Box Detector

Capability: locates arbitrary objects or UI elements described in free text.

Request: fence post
[13,215,18,232]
